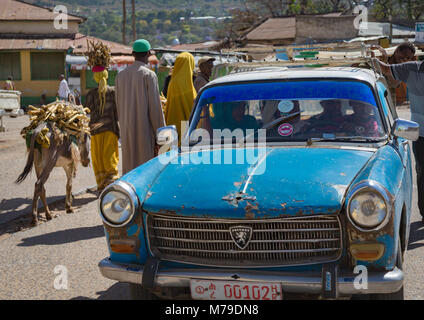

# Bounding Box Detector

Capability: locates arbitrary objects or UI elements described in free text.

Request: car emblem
[230,226,253,250]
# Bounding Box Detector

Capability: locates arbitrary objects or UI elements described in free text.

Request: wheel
[369,239,404,300]
[128,283,159,300]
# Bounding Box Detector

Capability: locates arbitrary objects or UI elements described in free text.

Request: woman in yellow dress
[165,52,197,141]
[85,67,120,193]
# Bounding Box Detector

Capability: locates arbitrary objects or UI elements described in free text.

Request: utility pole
[132,0,136,41]
[122,0,126,44]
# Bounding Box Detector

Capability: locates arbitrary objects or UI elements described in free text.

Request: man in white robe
[115,39,165,174]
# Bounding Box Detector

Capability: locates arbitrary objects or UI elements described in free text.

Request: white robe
[115,61,165,174]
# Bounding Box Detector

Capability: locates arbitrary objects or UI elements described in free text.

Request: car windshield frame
[186,78,390,147]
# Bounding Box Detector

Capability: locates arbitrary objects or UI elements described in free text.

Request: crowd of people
[83,39,215,194]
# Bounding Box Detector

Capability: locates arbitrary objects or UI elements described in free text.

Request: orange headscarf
[165,52,197,140]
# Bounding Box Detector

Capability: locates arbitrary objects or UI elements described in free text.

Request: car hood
[142,147,375,219]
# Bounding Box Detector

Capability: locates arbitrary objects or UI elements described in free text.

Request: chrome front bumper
[99,258,403,296]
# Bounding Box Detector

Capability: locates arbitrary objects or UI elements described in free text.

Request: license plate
[190,280,282,300]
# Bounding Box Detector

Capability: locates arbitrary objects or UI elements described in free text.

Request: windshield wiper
[307,136,386,145]
[241,112,301,145]
[262,112,301,130]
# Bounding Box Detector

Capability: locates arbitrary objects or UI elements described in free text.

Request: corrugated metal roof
[0,33,132,55]
[0,0,84,21]
[246,18,296,41]
[70,34,132,55]
[171,41,220,51]
[0,37,70,50]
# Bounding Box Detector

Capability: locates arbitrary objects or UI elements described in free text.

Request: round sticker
[278,100,294,114]
[278,123,294,137]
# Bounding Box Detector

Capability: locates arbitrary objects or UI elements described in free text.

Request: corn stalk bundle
[85,39,112,69]
[21,101,91,149]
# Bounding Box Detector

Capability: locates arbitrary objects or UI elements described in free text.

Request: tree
[372,0,398,41]
[132,0,136,41]
[122,0,126,44]
[402,0,424,20]
[326,0,346,12]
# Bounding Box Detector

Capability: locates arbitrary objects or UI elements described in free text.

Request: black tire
[129,283,159,300]
[369,240,404,300]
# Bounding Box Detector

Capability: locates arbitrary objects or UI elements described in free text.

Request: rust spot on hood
[244,200,260,219]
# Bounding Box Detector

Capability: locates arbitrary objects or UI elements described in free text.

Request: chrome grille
[146,215,342,267]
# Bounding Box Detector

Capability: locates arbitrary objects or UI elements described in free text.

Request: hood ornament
[230,226,253,250]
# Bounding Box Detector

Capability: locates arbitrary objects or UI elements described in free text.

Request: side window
[377,82,396,129]
[383,85,398,120]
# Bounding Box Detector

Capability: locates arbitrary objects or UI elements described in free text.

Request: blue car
[98,67,419,300]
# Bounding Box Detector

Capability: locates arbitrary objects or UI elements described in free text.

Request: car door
[377,81,413,249]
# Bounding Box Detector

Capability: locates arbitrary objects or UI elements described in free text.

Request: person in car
[211,101,258,133]
[342,101,382,137]
[303,99,345,133]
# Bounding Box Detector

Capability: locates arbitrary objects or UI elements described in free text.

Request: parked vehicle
[0,90,23,132]
[98,67,418,300]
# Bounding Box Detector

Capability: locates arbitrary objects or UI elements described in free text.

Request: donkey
[16,122,90,226]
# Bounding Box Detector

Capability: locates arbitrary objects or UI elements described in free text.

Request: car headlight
[99,181,138,227]
[347,181,391,230]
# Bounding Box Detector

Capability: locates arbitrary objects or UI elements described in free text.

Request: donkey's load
[21,101,91,148]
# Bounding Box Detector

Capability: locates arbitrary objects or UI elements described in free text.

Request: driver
[343,100,381,137]
[303,99,345,133]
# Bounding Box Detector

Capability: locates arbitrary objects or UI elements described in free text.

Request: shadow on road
[17,225,104,246]
[0,196,62,224]
[70,282,131,300]
[408,221,424,251]
[0,194,98,238]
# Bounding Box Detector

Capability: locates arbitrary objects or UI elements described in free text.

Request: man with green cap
[115,39,165,174]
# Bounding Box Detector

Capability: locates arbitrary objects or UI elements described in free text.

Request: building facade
[0,0,131,106]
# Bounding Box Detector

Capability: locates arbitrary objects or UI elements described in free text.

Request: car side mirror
[392,119,419,142]
[157,125,178,149]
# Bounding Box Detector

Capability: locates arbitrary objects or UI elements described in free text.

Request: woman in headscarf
[84,40,120,194]
[85,67,120,193]
[165,52,197,141]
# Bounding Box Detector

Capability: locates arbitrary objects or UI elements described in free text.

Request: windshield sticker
[278,123,294,137]
[278,100,295,114]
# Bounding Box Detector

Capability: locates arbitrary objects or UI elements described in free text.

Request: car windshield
[189,80,387,144]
